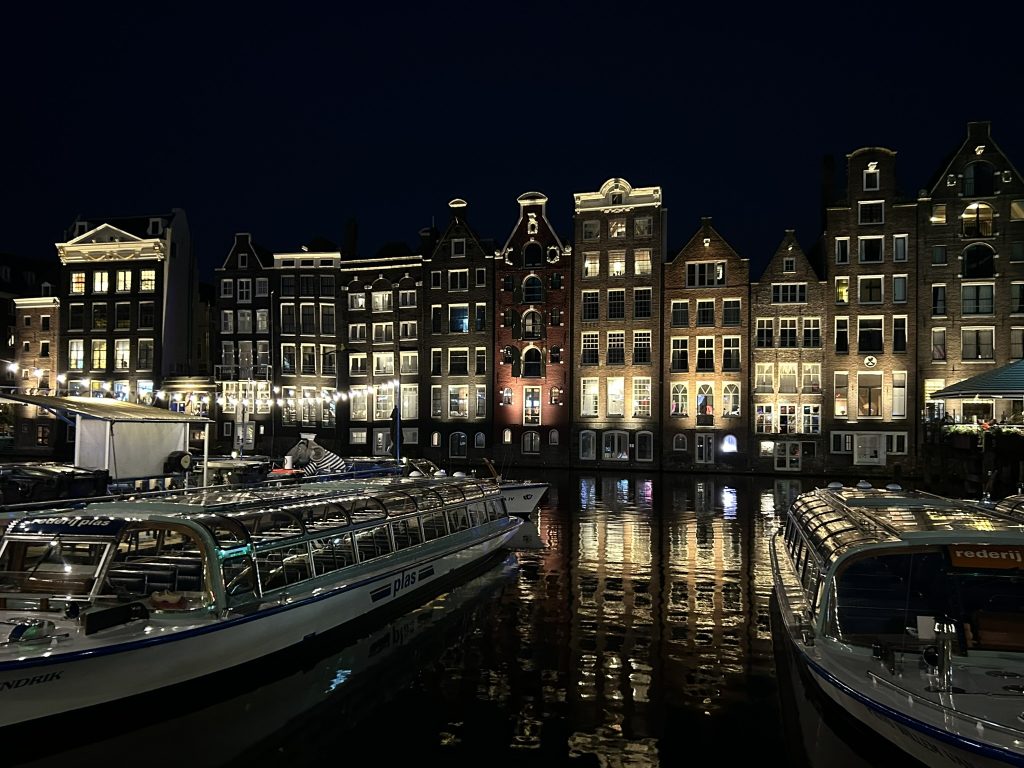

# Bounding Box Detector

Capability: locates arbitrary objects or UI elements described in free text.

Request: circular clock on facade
[864,355,878,368]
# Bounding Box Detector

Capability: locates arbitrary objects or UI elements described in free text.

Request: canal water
[10,471,923,768]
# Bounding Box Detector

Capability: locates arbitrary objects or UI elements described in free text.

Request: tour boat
[770,481,1024,768]
[284,436,549,519]
[0,473,523,729]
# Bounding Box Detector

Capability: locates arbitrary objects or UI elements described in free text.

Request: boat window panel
[0,539,106,597]
[222,554,257,604]
[828,548,1024,651]
[467,502,487,526]
[354,525,393,562]
[199,516,250,550]
[348,499,389,525]
[419,511,449,541]
[436,485,469,506]
[390,519,424,550]
[487,500,506,521]
[244,511,306,540]
[256,543,313,592]
[446,506,473,533]
[377,492,418,517]
[310,534,356,574]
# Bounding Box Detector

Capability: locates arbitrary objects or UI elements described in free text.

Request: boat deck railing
[865,668,1024,744]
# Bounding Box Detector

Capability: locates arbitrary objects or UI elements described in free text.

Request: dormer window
[148,218,163,236]
[238,253,248,269]
[610,192,623,205]
[75,221,88,236]
[783,257,796,273]
[452,239,466,258]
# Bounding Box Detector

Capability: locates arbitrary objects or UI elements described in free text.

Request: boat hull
[499,482,548,518]
[0,522,521,729]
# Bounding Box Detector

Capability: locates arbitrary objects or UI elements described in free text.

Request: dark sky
[3,6,1022,283]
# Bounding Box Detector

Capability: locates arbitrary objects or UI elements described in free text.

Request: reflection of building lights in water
[759,490,776,516]
[721,486,737,519]
[578,477,597,508]
[327,669,351,692]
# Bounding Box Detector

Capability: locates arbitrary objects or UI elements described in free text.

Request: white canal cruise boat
[0,473,523,728]
[771,481,1024,768]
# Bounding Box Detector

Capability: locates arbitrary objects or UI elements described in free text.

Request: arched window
[964,161,995,197]
[671,383,688,416]
[501,387,513,405]
[474,432,485,449]
[961,202,995,239]
[522,431,540,453]
[430,431,441,448]
[721,434,738,453]
[550,345,561,363]
[523,275,544,303]
[502,428,512,444]
[636,431,653,461]
[602,430,629,460]
[524,242,543,267]
[502,346,515,364]
[723,383,740,416]
[548,429,559,446]
[580,430,596,460]
[549,386,562,405]
[449,432,468,458]
[523,310,543,339]
[697,383,714,415]
[673,433,688,452]
[523,348,542,377]
[962,242,995,278]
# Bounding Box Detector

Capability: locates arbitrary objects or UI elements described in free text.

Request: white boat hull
[0,524,520,728]
[498,482,548,518]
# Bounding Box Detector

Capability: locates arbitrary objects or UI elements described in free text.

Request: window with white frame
[755,404,773,434]
[448,385,469,418]
[858,236,883,263]
[634,249,652,275]
[779,404,798,434]
[633,378,651,417]
[835,238,850,265]
[524,386,541,425]
[858,201,884,225]
[802,363,821,393]
[893,234,908,262]
[371,291,392,312]
[858,276,883,304]
[581,379,598,416]
[779,363,798,393]
[609,251,626,277]
[607,377,625,416]
[834,372,848,417]
[892,371,907,418]
[69,339,84,370]
[449,270,469,291]
[802,405,821,434]
[583,252,599,277]
[755,363,773,392]
[858,372,882,417]
[722,383,740,416]
[962,327,994,360]
[670,338,688,371]
[670,383,688,416]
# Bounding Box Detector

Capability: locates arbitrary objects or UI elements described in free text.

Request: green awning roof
[931,359,1024,399]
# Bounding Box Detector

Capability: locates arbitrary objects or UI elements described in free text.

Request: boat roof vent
[885,483,903,491]
[827,482,844,490]
[856,480,873,490]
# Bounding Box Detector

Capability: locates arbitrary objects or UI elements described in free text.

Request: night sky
[3,6,1022,283]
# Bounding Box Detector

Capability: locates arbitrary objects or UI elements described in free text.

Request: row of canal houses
[16,121,1023,478]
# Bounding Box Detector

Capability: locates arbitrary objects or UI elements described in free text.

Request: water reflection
[8,472,902,767]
